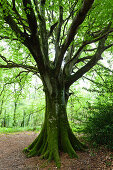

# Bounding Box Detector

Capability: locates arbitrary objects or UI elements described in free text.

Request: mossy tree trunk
[24,81,85,168]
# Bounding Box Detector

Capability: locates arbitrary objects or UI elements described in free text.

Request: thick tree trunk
[24,87,85,168]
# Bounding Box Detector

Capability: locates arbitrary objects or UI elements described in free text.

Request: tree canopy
[0,0,112,88]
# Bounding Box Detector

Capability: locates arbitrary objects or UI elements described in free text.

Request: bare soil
[0,131,113,170]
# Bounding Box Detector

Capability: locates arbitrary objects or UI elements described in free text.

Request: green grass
[0,126,41,134]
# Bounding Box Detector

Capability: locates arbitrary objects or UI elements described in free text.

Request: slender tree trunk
[13,102,17,127]
[24,85,85,168]
[21,110,26,127]
[2,110,6,127]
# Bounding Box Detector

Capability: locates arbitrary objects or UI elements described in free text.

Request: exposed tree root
[23,123,86,168]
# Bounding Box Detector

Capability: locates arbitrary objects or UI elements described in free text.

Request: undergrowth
[0,126,41,134]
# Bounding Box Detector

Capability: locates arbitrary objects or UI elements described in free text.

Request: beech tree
[0,0,113,167]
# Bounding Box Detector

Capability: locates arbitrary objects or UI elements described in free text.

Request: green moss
[23,92,86,168]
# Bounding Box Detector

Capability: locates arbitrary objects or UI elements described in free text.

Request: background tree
[0,69,44,128]
[0,0,113,168]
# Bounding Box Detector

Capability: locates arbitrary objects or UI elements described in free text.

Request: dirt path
[0,132,113,169]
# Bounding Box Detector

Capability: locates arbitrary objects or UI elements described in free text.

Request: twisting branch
[0,54,9,63]
[64,22,113,76]
[0,54,39,74]
[65,35,108,89]
[15,71,30,78]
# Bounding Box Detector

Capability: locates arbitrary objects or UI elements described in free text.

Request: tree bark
[24,84,85,168]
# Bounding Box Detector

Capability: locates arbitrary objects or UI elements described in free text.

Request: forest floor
[0,131,113,170]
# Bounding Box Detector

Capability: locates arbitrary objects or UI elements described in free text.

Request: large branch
[12,0,30,34]
[65,36,108,89]
[1,9,23,37]
[63,0,94,49]
[54,5,63,60]
[64,23,113,76]
[0,1,47,85]
[22,0,38,35]
[55,0,94,75]
[38,0,48,60]
[0,1,28,44]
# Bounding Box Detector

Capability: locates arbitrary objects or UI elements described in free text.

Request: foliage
[83,66,113,149]
[0,127,40,134]
[84,102,113,149]
[67,85,91,132]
